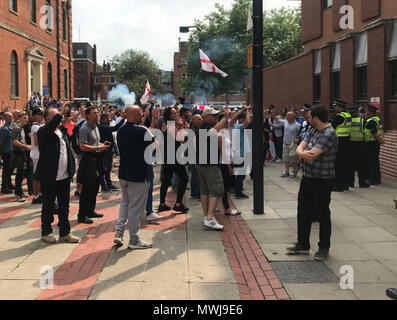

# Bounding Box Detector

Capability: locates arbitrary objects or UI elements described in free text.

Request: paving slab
[358,242,397,260]
[342,227,397,242]
[259,243,315,262]
[88,281,142,300]
[325,243,375,261]
[284,283,358,300]
[189,283,240,300]
[0,280,42,300]
[140,282,189,300]
[188,264,236,284]
[351,283,397,300]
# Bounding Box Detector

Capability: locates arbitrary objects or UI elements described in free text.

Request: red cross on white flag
[199,49,228,78]
[140,81,151,105]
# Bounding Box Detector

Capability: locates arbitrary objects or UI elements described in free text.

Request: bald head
[125,105,143,125]
[191,114,202,127]
[44,107,59,124]
[286,111,296,123]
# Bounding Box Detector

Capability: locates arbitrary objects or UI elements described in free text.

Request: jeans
[146,178,154,215]
[100,151,113,190]
[1,153,12,190]
[160,164,188,204]
[297,177,334,251]
[190,165,200,197]
[274,136,284,160]
[116,179,149,238]
[41,178,71,237]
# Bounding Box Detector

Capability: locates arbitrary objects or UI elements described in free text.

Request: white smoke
[107,84,136,107]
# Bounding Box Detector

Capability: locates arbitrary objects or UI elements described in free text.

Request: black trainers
[314,248,329,261]
[158,204,171,213]
[74,190,81,197]
[1,189,13,194]
[235,193,249,199]
[386,288,397,300]
[286,243,310,255]
[173,204,189,213]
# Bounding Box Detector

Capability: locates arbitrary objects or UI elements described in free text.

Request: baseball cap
[202,107,220,117]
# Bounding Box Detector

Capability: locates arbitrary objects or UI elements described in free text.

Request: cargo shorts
[196,165,224,198]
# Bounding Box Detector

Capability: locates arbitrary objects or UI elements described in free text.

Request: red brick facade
[261,0,397,178]
[173,41,188,101]
[0,0,74,110]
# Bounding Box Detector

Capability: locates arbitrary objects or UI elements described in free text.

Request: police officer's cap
[348,104,360,113]
[332,99,348,108]
[363,104,377,114]
[329,105,336,112]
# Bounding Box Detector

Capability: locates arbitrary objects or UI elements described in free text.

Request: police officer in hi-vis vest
[331,100,352,192]
[348,104,369,188]
[363,104,384,186]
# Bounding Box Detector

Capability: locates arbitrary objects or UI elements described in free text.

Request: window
[9,0,17,12]
[47,62,52,97]
[331,43,341,100]
[181,73,187,80]
[77,64,83,73]
[355,66,368,101]
[314,75,321,104]
[354,32,368,102]
[62,2,68,41]
[313,50,321,104]
[64,69,68,99]
[322,0,333,10]
[77,49,83,56]
[94,77,100,84]
[387,20,397,99]
[110,77,116,84]
[182,58,188,66]
[389,60,397,99]
[30,0,36,23]
[10,51,18,97]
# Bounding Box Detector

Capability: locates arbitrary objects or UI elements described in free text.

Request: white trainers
[146,213,161,221]
[204,218,224,231]
[290,172,296,178]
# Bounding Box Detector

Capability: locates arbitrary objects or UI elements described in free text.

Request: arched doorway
[26,46,46,99]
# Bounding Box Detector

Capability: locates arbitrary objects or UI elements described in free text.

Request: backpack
[71,120,86,155]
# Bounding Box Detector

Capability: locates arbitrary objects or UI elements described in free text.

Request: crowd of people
[263,99,384,191]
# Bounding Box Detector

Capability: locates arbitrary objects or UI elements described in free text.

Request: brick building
[0,0,74,110]
[260,0,397,178]
[73,42,97,99]
[173,40,188,102]
[91,63,118,102]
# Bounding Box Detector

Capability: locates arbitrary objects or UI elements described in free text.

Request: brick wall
[333,0,348,32]
[301,0,323,43]
[368,23,386,123]
[263,52,314,109]
[362,0,381,22]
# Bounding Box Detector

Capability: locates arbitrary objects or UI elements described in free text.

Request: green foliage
[182,0,303,99]
[110,49,164,97]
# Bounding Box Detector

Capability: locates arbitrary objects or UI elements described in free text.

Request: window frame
[322,0,333,11]
[355,65,368,103]
[30,0,36,24]
[331,71,341,100]
[9,0,17,13]
[47,62,52,98]
[313,74,321,105]
[10,51,19,98]
[388,58,397,100]
[64,69,68,99]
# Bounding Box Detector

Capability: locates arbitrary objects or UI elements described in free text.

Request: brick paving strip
[0,206,26,225]
[217,214,290,300]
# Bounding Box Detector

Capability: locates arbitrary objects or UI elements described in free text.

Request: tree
[110,49,163,98]
[182,0,303,101]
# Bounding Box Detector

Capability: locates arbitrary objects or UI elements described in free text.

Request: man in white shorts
[31,107,44,204]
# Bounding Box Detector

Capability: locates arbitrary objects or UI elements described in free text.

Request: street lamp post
[252,0,264,214]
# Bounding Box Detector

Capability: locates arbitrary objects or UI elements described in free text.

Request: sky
[72,0,300,70]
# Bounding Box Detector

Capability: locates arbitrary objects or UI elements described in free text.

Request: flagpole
[252,0,264,214]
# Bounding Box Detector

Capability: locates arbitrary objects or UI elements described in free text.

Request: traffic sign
[247,44,253,69]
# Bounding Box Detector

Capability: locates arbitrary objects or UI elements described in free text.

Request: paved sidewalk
[0,163,396,300]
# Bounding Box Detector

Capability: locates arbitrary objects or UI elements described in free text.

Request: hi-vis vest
[364,116,384,143]
[349,117,365,142]
[335,112,352,138]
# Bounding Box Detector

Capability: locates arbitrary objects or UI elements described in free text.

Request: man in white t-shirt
[31,108,44,204]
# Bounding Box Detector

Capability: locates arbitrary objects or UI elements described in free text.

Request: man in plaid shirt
[287,105,338,261]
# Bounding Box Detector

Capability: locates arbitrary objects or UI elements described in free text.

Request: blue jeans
[190,165,200,197]
[146,177,153,215]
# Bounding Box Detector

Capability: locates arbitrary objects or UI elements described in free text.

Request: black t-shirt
[195,121,218,166]
[162,122,182,164]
